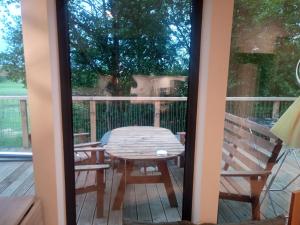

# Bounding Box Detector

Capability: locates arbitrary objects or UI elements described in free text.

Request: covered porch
[0,149,298,224]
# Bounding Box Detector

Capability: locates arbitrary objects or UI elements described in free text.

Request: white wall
[192,0,234,223]
[21,0,66,224]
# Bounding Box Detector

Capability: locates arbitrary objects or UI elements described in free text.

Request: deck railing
[0,96,297,147]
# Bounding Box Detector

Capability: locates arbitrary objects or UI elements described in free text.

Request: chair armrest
[74,147,105,152]
[75,164,110,171]
[74,132,90,137]
[221,170,271,177]
[74,141,100,148]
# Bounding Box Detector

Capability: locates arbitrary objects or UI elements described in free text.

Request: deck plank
[123,184,137,221]
[0,165,33,196]
[0,162,31,194]
[156,183,181,222]
[0,162,21,182]
[168,165,183,216]
[135,184,152,222]
[218,200,240,223]
[107,169,122,225]
[76,194,87,222]
[25,183,35,195]
[10,173,34,197]
[146,183,167,223]
[93,169,114,225]
[1,153,298,224]
[77,192,97,225]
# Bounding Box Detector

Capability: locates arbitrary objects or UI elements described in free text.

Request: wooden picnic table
[104,126,184,210]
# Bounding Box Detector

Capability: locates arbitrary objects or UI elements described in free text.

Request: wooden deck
[0,148,299,224]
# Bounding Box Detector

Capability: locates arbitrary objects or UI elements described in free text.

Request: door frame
[55,0,203,223]
[182,0,203,220]
[56,1,76,224]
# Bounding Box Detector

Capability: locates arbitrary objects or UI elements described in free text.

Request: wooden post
[90,100,97,142]
[288,191,300,225]
[272,101,280,119]
[20,100,30,148]
[154,101,160,127]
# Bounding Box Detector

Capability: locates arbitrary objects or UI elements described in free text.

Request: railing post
[272,101,280,119]
[90,100,97,142]
[154,101,160,127]
[20,99,30,148]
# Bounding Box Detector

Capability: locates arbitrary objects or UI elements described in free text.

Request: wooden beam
[21,0,67,223]
[20,100,30,148]
[272,101,280,119]
[154,101,160,127]
[90,100,97,142]
[289,191,300,225]
[191,0,234,223]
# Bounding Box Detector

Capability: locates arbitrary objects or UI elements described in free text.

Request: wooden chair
[220,113,282,220]
[74,140,110,217]
[74,141,101,164]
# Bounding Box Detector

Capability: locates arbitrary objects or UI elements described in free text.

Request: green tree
[228,0,300,97]
[0,0,24,84]
[68,0,191,95]
[0,0,191,95]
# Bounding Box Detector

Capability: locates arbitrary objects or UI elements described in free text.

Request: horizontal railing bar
[72,96,187,101]
[0,96,28,100]
[0,152,33,161]
[226,97,297,101]
[0,158,33,162]
[0,96,297,102]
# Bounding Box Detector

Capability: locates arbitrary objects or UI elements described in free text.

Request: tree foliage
[68,0,191,95]
[229,0,300,97]
[0,0,191,95]
[1,0,300,97]
[0,0,24,84]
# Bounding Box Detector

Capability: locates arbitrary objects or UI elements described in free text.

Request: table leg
[157,160,178,207]
[112,160,134,210]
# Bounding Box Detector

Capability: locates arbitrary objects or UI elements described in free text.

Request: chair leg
[96,169,104,218]
[251,197,261,220]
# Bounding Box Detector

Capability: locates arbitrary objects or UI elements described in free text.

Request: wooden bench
[220,113,282,220]
[177,113,283,220]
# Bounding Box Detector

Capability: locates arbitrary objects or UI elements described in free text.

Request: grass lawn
[0,76,27,147]
[0,76,27,96]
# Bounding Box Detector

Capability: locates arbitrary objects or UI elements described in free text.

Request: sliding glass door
[0,0,35,197]
[57,0,202,224]
[218,1,300,223]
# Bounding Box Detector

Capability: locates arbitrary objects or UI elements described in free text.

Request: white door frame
[21,0,234,224]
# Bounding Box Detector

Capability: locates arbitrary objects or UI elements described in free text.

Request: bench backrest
[222,113,282,172]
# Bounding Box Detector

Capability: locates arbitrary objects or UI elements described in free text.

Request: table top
[104,126,184,160]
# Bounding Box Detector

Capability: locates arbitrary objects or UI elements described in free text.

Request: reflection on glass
[220,1,300,223]
[0,0,35,197]
[69,0,191,223]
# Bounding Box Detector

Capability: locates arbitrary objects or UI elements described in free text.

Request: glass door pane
[67,0,192,224]
[219,1,300,223]
[0,0,35,197]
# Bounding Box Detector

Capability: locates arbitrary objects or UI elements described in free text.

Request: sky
[0,3,21,51]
